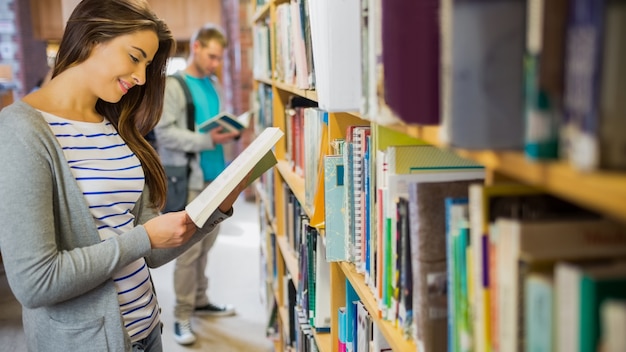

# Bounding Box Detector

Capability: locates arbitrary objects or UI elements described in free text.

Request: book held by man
[198,110,252,133]
[186,127,283,227]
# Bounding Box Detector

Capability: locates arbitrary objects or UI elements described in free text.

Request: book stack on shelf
[250,0,626,351]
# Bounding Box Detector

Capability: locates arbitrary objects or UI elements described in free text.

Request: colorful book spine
[523,0,569,159]
[525,273,554,352]
[445,197,469,352]
[561,0,603,170]
[324,155,348,261]
[338,306,347,352]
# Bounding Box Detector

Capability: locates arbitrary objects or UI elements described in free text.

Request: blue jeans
[131,323,163,352]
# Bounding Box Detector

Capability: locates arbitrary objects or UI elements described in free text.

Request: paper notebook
[186,127,283,227]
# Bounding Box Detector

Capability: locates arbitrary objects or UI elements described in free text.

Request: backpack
[146,72,195,152]
[153,72,197,213]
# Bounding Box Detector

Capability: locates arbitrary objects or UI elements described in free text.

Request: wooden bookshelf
[252,0,626,351]
[253,1,418,350]
[273,81,318,102]
[314,331,331,352]
[276,160,308,216]
[252,1,271,23]
[377,124,626,223]
[339,262,418,352]
[254,182,278,234]
[276,235,299,287]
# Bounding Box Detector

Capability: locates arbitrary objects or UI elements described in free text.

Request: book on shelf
[445,197,471,352]
[186,127,283,227]
[313,229,331,332]
[555,260,626,352]
[523,0,569,160]
[338,306,347,352]
[289,0,311,90]
[324,154,348,261]
[307,0,362,111]
[252,23,271,81]
[495,216,626,352]
[356,300,372,352]
[382,0,440,125]
[563,0,626,171]
[370,322,392,352]
[600,299,626,352]
[408,179,483,352]
[303,107,326,214]
[517,218,626,352]
[468,183,543,352]
[197,110,252,133]
[345,280,360,352]
[525,272,554,352]
[376,144,484,324]
[365,0,404,125]
[440,0,526,149]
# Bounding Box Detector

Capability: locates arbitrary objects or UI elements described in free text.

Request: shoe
[194,302,236,317]
[173,319,196,345]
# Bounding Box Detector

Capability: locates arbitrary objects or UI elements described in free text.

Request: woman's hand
[143,211,197,248]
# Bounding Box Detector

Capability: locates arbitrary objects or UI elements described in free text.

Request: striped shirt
[41,111,160,342]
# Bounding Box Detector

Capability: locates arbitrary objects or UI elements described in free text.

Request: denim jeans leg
[131,324,163,352]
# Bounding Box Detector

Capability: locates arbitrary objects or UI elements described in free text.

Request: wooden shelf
[378,123,626,223]
[252,1,271,22]
[254,182,276,232]
[273,339,282,352]
[276,235,299,286]
[340,262,417,352]
[276,160,308,215]
[278,304,291,350]
[255,77,273,86]
[273,80,318,102]
[313,331,331,352]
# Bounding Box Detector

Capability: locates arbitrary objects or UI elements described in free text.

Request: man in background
[154,24,239,346]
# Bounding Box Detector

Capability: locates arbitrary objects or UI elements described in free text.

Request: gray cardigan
[0,101,230,351]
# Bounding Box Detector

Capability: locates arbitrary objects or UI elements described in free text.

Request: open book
[186,127,283,227]
[198,110,252,133]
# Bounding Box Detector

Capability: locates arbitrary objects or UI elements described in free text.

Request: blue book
[324,155,348,261]
[338,307,347,352]
[197,110,250,133]
[445,197,469,352]
[561,0,603,169]
[525,273,554,352]
[346,279,360,352]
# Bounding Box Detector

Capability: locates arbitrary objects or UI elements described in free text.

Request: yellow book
[468,183,542,352]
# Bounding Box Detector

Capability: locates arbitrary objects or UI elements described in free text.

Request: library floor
[0,195,274,352]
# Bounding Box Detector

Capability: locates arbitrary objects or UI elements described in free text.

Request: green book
[580,263,626,351]
[556,260,626,352]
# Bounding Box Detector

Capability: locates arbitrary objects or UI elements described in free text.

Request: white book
[314,233,331,331]
[197,110,251,133]
[307,0,361,111]
[186,127,283,227]
[602,299,626,352]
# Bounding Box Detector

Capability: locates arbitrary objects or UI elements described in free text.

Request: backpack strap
[170,72,196,133]
[169,72,195,169]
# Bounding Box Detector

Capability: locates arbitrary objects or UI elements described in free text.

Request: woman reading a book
[0,0,248,351]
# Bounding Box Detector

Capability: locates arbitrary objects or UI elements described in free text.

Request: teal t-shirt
[184,74,225,181]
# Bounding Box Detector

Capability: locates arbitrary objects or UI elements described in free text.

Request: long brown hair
[53,0,174,209]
